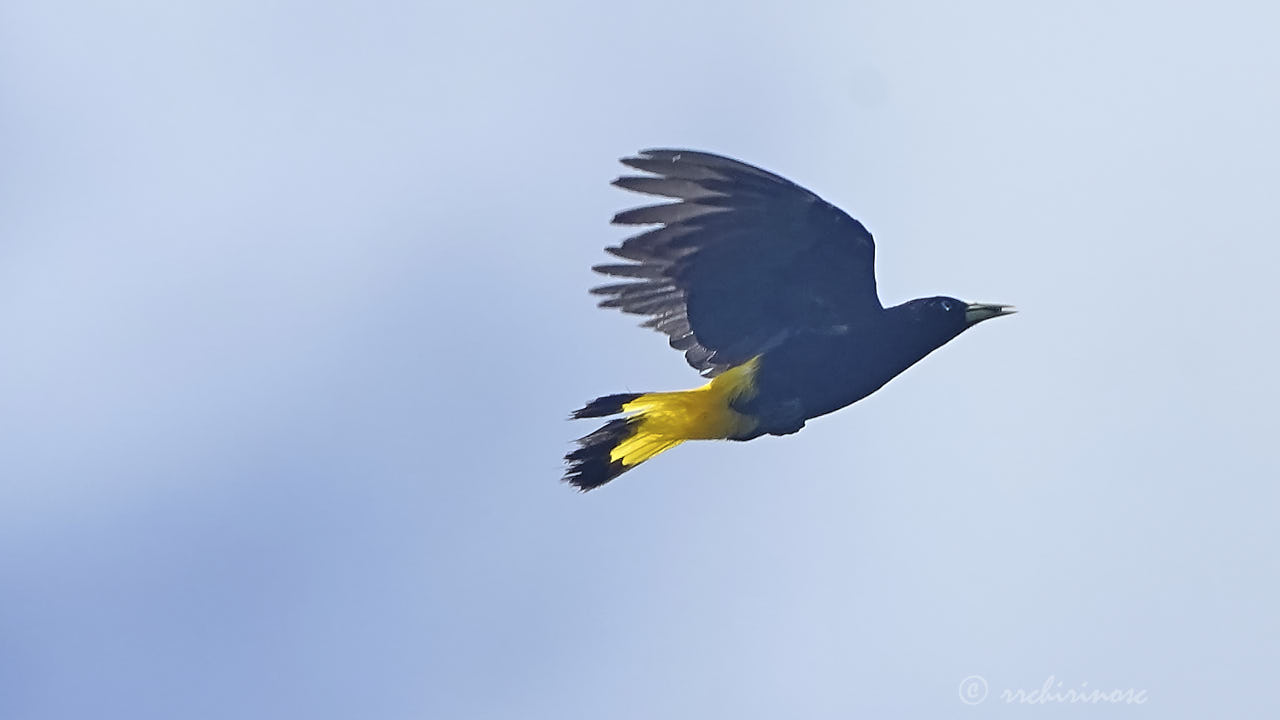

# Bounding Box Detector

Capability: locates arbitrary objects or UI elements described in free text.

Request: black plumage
[593,149,881,376]
[565,149,1013,490]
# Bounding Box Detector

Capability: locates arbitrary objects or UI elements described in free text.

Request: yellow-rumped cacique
[564,150,1014,490]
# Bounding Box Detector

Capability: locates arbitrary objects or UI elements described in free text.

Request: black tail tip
[571,393,643,419]
[563,418,634,491]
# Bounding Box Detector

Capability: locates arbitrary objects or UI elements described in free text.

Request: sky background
[2,1,1278,718]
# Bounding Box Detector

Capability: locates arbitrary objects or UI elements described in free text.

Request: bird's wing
[593,149,882,376]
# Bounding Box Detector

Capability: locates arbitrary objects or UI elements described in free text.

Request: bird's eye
[940,300,952,311]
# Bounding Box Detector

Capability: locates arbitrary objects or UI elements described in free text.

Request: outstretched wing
[593,149,881,376]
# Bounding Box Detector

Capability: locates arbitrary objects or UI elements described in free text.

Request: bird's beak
[965,302,1017,326]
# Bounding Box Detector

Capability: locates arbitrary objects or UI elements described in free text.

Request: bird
[564,149,1014,491]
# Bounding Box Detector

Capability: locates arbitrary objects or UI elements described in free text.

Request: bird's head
[909,296,1017,336]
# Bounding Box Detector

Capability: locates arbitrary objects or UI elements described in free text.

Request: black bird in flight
[565,150,1014,490]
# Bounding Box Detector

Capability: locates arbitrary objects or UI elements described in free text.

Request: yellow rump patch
[609,357,761,467]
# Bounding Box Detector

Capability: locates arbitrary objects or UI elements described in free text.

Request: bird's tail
[563,359,761,490]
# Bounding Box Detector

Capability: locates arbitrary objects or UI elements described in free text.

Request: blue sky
[2,1,1278,717]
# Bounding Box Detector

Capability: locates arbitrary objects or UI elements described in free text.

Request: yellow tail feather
[564,358,761,490]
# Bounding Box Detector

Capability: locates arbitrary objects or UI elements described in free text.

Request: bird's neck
[874,303,964,367]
